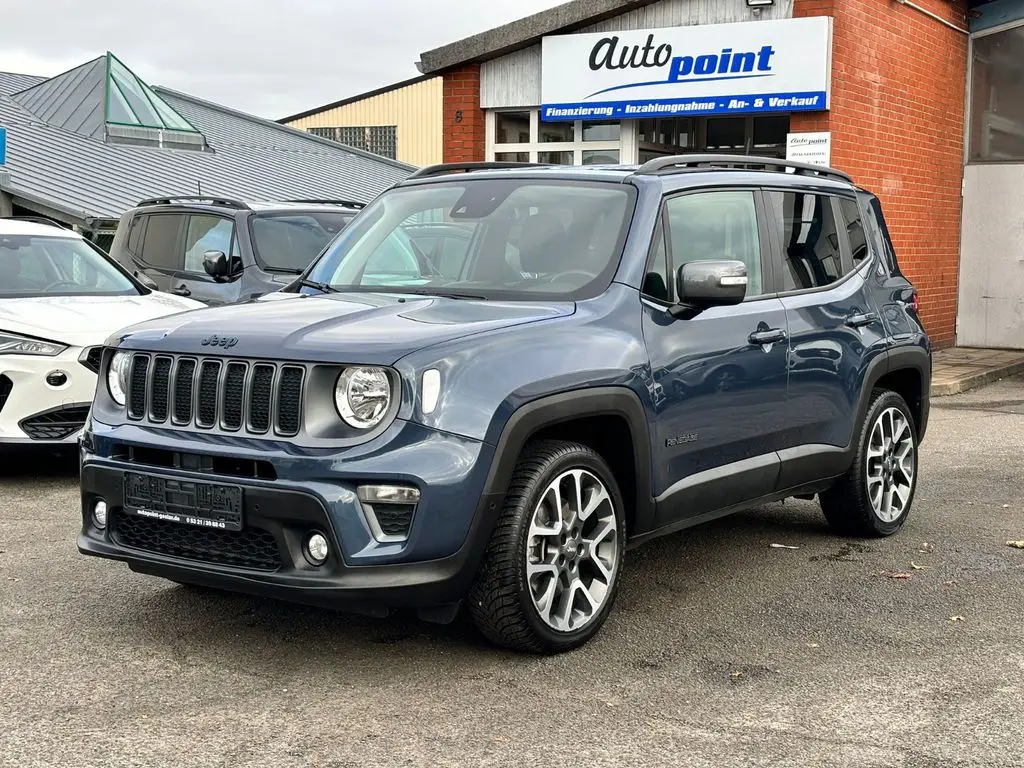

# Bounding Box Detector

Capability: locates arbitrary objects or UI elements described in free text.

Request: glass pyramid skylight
[105,53,199,133]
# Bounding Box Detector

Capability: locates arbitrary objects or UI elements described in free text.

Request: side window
[139,214,185,270]
[838,198,869,264]
[126,215,146,255]
[44,241,118,290]
[363,230,421,279]
[664,190,763,297]
[184,215,235,274]
[17,250,53,284]
[641,224,670,302]
[436,235,472,278]
[765,191,843,291]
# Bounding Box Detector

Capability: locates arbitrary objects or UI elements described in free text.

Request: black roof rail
[135,196,251,210]
[632,154,853,184]
[284,199,366,208]
[407,161,552,179]
[2,215,72,229]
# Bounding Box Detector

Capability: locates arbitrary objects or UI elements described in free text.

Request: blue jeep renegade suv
[78,156,931,653]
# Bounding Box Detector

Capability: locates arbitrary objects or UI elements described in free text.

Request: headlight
[334,367,391,429]
[107,351,131,407]
[0,332,67,356]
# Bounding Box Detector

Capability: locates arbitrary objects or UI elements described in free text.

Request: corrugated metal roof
[0,60,415,225]
[11,57,107,141]
[0,72,45,96]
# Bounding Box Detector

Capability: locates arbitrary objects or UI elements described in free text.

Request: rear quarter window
[859,193,899,276]
[126,214,146,255]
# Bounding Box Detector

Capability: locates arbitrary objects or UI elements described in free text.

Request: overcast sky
[0,0,564,119]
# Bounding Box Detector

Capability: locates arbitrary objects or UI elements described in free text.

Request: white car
[0,218,204,446]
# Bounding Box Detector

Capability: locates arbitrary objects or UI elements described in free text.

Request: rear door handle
[171,284,192,297]
[749,328,787,345]
[845,312,877,328]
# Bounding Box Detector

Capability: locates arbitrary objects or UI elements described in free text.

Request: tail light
[911,292,919,312]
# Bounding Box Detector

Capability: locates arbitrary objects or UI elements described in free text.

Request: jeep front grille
[126,353,305,437]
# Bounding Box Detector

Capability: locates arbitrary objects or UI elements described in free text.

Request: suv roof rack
[136,195,251,210]
[407,161,552,179]
[632,154,853,184]
[2,215,72,229]
[284,199,366,208]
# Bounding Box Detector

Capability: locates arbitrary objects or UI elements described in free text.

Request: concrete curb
[931,360,1024,397]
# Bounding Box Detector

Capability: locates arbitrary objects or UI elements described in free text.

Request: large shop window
[308,125,399,160]
[970,24,1024,162]
[490,110,791,165]
[491,110,622,165]
[635,115,789,163]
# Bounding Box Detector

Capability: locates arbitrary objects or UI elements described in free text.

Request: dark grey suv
[108,197,364,305]
[80,156,930,653]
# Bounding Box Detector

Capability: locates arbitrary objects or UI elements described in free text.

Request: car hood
[113,292,575,365]
[0,292,204,348]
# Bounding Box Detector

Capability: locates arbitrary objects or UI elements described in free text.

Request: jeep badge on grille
[201,335,238,348]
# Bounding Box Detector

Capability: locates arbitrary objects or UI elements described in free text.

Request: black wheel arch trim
[778,345,931,492]
[865,345,931,443]
[480,386,656,538]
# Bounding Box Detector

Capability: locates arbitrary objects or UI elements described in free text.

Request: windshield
[303,180,635,300]
[0,234,138,298]
[250,212,354,273]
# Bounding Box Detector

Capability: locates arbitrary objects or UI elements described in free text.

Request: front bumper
[77,417,502,617]
[0,349,96,444]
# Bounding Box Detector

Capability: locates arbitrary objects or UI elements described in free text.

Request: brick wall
[793,0,969,347]
[437,4,968,345]
[442,64,485,163]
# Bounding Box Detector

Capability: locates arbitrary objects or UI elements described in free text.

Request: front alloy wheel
[526,469,619,633]
[469,440,626,653]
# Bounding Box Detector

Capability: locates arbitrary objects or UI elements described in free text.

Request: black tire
[820,388,919,537]
[468,440,626,654]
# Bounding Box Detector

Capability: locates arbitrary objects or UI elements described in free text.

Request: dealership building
[293,0,1005,350]
[408,0,972,348]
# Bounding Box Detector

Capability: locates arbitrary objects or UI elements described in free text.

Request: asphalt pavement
[1,377,1022,768]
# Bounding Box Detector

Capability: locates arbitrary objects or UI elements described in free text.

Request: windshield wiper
[396,289,487,301]
[294,278,339,294]
[265,266,304,274]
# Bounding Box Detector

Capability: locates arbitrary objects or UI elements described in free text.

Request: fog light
[92,499,108,529]
[305,532,330,566]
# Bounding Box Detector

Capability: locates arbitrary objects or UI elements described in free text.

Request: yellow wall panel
[286,78,442,167]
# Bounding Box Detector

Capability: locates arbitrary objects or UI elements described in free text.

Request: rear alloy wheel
[469,441,625,653]
[820,389,919,537]
[865,407,916,523]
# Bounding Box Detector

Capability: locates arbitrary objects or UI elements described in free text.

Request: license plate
[122,472,243,532]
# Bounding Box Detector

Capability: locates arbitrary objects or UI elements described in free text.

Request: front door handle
[171,284,192,297]
[748,328,787,345]
[845,312,877,328]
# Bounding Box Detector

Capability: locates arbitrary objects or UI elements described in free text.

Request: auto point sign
[540,16,832,121]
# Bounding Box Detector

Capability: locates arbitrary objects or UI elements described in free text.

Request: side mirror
[135,271,158,290]
[671,260,748,318]
[202,250,230,281]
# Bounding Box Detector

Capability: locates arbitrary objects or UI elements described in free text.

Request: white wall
[958,163,1024,348]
